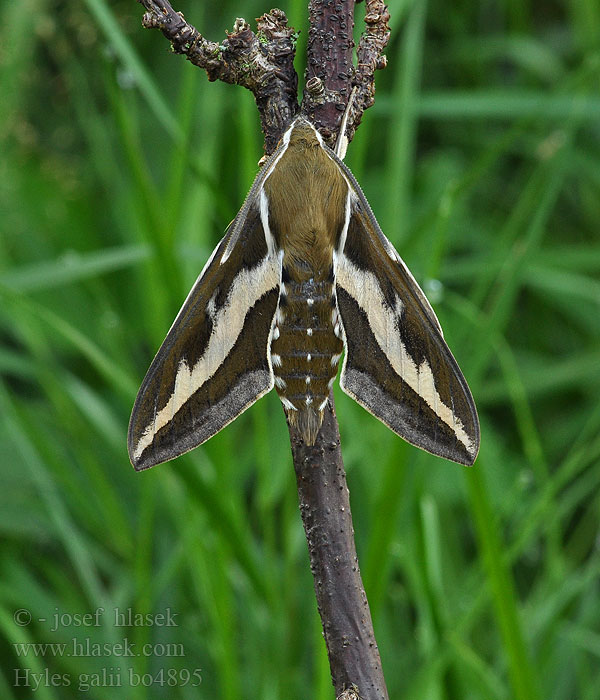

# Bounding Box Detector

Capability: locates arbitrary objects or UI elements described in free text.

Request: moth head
[281,117,324,152]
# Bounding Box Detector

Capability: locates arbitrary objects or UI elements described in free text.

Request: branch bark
[301,0,355,144]
[352,1,391,137]
[288,394,388,700]
[293,4,390,696]
[137,0,299,153]
[137,0,389,153]
[302,0,390,149]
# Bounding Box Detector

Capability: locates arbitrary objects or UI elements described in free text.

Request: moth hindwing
[128,117,479,470]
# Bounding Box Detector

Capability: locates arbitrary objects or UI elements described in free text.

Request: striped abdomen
[270,267,344,444]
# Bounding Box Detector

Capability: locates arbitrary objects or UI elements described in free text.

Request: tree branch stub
[352,0,391,137]
[303,0,390,148]
[137,0,299,153]
[302,0,356,144]
[137,0,389,153]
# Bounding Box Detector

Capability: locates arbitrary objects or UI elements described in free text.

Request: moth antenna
[335,86,359,160]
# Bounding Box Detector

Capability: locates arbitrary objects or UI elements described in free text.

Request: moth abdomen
[270,275,343,444]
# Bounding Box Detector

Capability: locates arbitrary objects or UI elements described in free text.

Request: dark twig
[137,0,299,153]
[295,4,390,696]
[351,0,391,138]
[302,0,355,145]
[288,395,389,700]
[303,0,390,149]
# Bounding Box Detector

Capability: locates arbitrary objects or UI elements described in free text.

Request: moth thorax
[270,275,344,445]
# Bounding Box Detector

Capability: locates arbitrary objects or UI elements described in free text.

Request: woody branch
[136,0,388,153]
[302,0,390,148]
[136,0,299,153]
[288,4,390,700]
[287,394,389,700]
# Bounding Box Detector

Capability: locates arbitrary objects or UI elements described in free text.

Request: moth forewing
[333,193,479,466]
[330,151,445,336]
[127,189,281,471]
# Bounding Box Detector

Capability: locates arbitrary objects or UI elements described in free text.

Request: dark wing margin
[334,197,480,466]
[128,201,281,471]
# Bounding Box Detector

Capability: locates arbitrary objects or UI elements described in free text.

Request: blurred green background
[1,0,599,698]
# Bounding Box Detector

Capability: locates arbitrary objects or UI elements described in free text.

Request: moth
[128,117,480,470]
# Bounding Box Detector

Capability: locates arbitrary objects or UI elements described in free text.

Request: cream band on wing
[335,253,474,455]
[133,255,280,461]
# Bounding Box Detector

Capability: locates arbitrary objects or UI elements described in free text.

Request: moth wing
[334,182,480,465]
[128,197,281,471]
